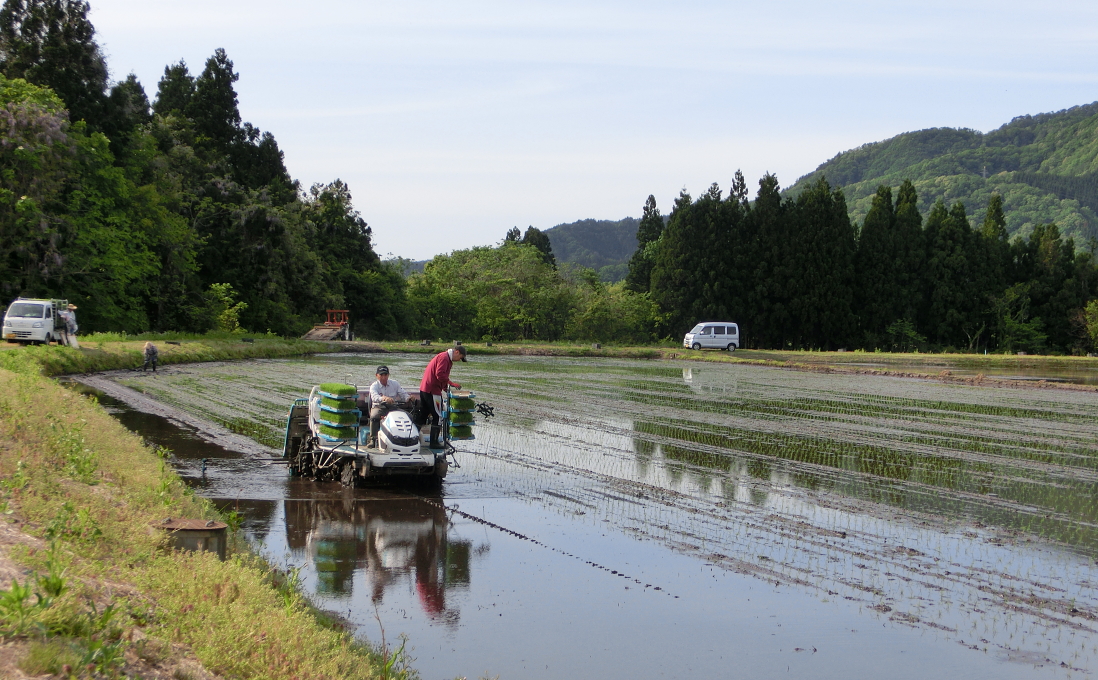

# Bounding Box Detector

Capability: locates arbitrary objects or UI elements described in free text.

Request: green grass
[0,361,403,679]
[0,335,354,377]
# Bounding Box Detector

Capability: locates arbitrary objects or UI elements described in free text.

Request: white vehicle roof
[689,322,738,332]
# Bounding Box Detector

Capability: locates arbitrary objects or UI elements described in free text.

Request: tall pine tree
[625,194,663,293]
[0,0,108,128]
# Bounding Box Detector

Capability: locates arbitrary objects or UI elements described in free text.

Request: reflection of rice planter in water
[282,381,482,487]
[285,496,472,624]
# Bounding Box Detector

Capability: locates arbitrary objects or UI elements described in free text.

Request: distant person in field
[365,365,413,447]
[418,345,467,448]
[142,342,159,372]
[61,304,79,347]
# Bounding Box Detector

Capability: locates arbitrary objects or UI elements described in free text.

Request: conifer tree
[924,201,978,346]
[101,73,149,156]
[188,48,241,154]
[791,177,856,349]
[854,185,896,347]
[153,60,195,116]
[520,226,556,267]
[0,0,108,128]
[625,194,662,293]
[892,179,924,323]
[749,174,791,348]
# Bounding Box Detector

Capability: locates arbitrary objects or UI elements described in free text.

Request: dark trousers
[418,391,440,428]
[142,357,157,372]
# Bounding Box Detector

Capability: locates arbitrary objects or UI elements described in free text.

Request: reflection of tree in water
[283,496,477,627]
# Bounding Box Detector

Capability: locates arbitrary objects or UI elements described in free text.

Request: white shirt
[369,378,409,406]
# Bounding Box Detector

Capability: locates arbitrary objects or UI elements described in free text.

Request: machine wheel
[340,461,356,487]
[691,342,701,350]
[727,343,737,352]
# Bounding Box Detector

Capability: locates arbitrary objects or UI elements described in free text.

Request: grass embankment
[0,335,365,377]
[0,356,407,678]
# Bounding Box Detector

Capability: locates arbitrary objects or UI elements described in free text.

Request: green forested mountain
[543,217,639,281]
[788,102,1098,245]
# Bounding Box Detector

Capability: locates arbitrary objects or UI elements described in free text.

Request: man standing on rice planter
[418,345,467,448]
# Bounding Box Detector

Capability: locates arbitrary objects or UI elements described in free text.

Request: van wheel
[691,343,701,350]
[727,343,737,352]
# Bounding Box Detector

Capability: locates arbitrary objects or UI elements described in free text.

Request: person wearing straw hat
[142,341,159,372]
[417,345,467,448]
[61,304,79,347]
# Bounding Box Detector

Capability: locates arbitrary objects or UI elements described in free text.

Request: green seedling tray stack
[448,391,477,440]
[316,382,359,440]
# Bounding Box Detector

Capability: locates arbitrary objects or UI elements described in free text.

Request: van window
[690,323,704,333]
[7,303,44,318]
[712,326,725,335]
[701,326,715,335]
[728,325,738,334]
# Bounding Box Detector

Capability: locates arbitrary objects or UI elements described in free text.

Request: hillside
[789,102,1098,244]
[544,217,639,281]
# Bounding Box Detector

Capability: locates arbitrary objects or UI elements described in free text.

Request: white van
[683,322,739,351]
[2,298,67,345]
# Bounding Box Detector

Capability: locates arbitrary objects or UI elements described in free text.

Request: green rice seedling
[450,396,476,411]
[449,411,474,425]
[318,383,357,397]
[320,409,360,426]
[321,395,357,411]
[319,423,357,440]
[450,425,473,439]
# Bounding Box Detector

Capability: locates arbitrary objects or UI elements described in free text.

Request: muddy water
[76,354,1098,679]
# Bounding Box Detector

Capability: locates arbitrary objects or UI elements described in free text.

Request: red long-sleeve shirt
[420,350,459,395]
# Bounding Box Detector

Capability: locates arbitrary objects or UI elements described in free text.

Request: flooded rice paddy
[78,354,1098,679]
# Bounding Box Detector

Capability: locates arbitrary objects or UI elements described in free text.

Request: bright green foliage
[408,242,654,342]
[207,283,246,332]
[565,269,657,343]
[410,244,571,340]
[1083,300,1098,351]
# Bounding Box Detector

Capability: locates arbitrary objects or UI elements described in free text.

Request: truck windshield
[7,303,44,318]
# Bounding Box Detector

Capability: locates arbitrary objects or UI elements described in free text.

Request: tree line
[626,173,1098,353]
[0,0,409,337]
[2,1,1096,352]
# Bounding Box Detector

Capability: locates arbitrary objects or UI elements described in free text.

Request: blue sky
[89,0,1098,260]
